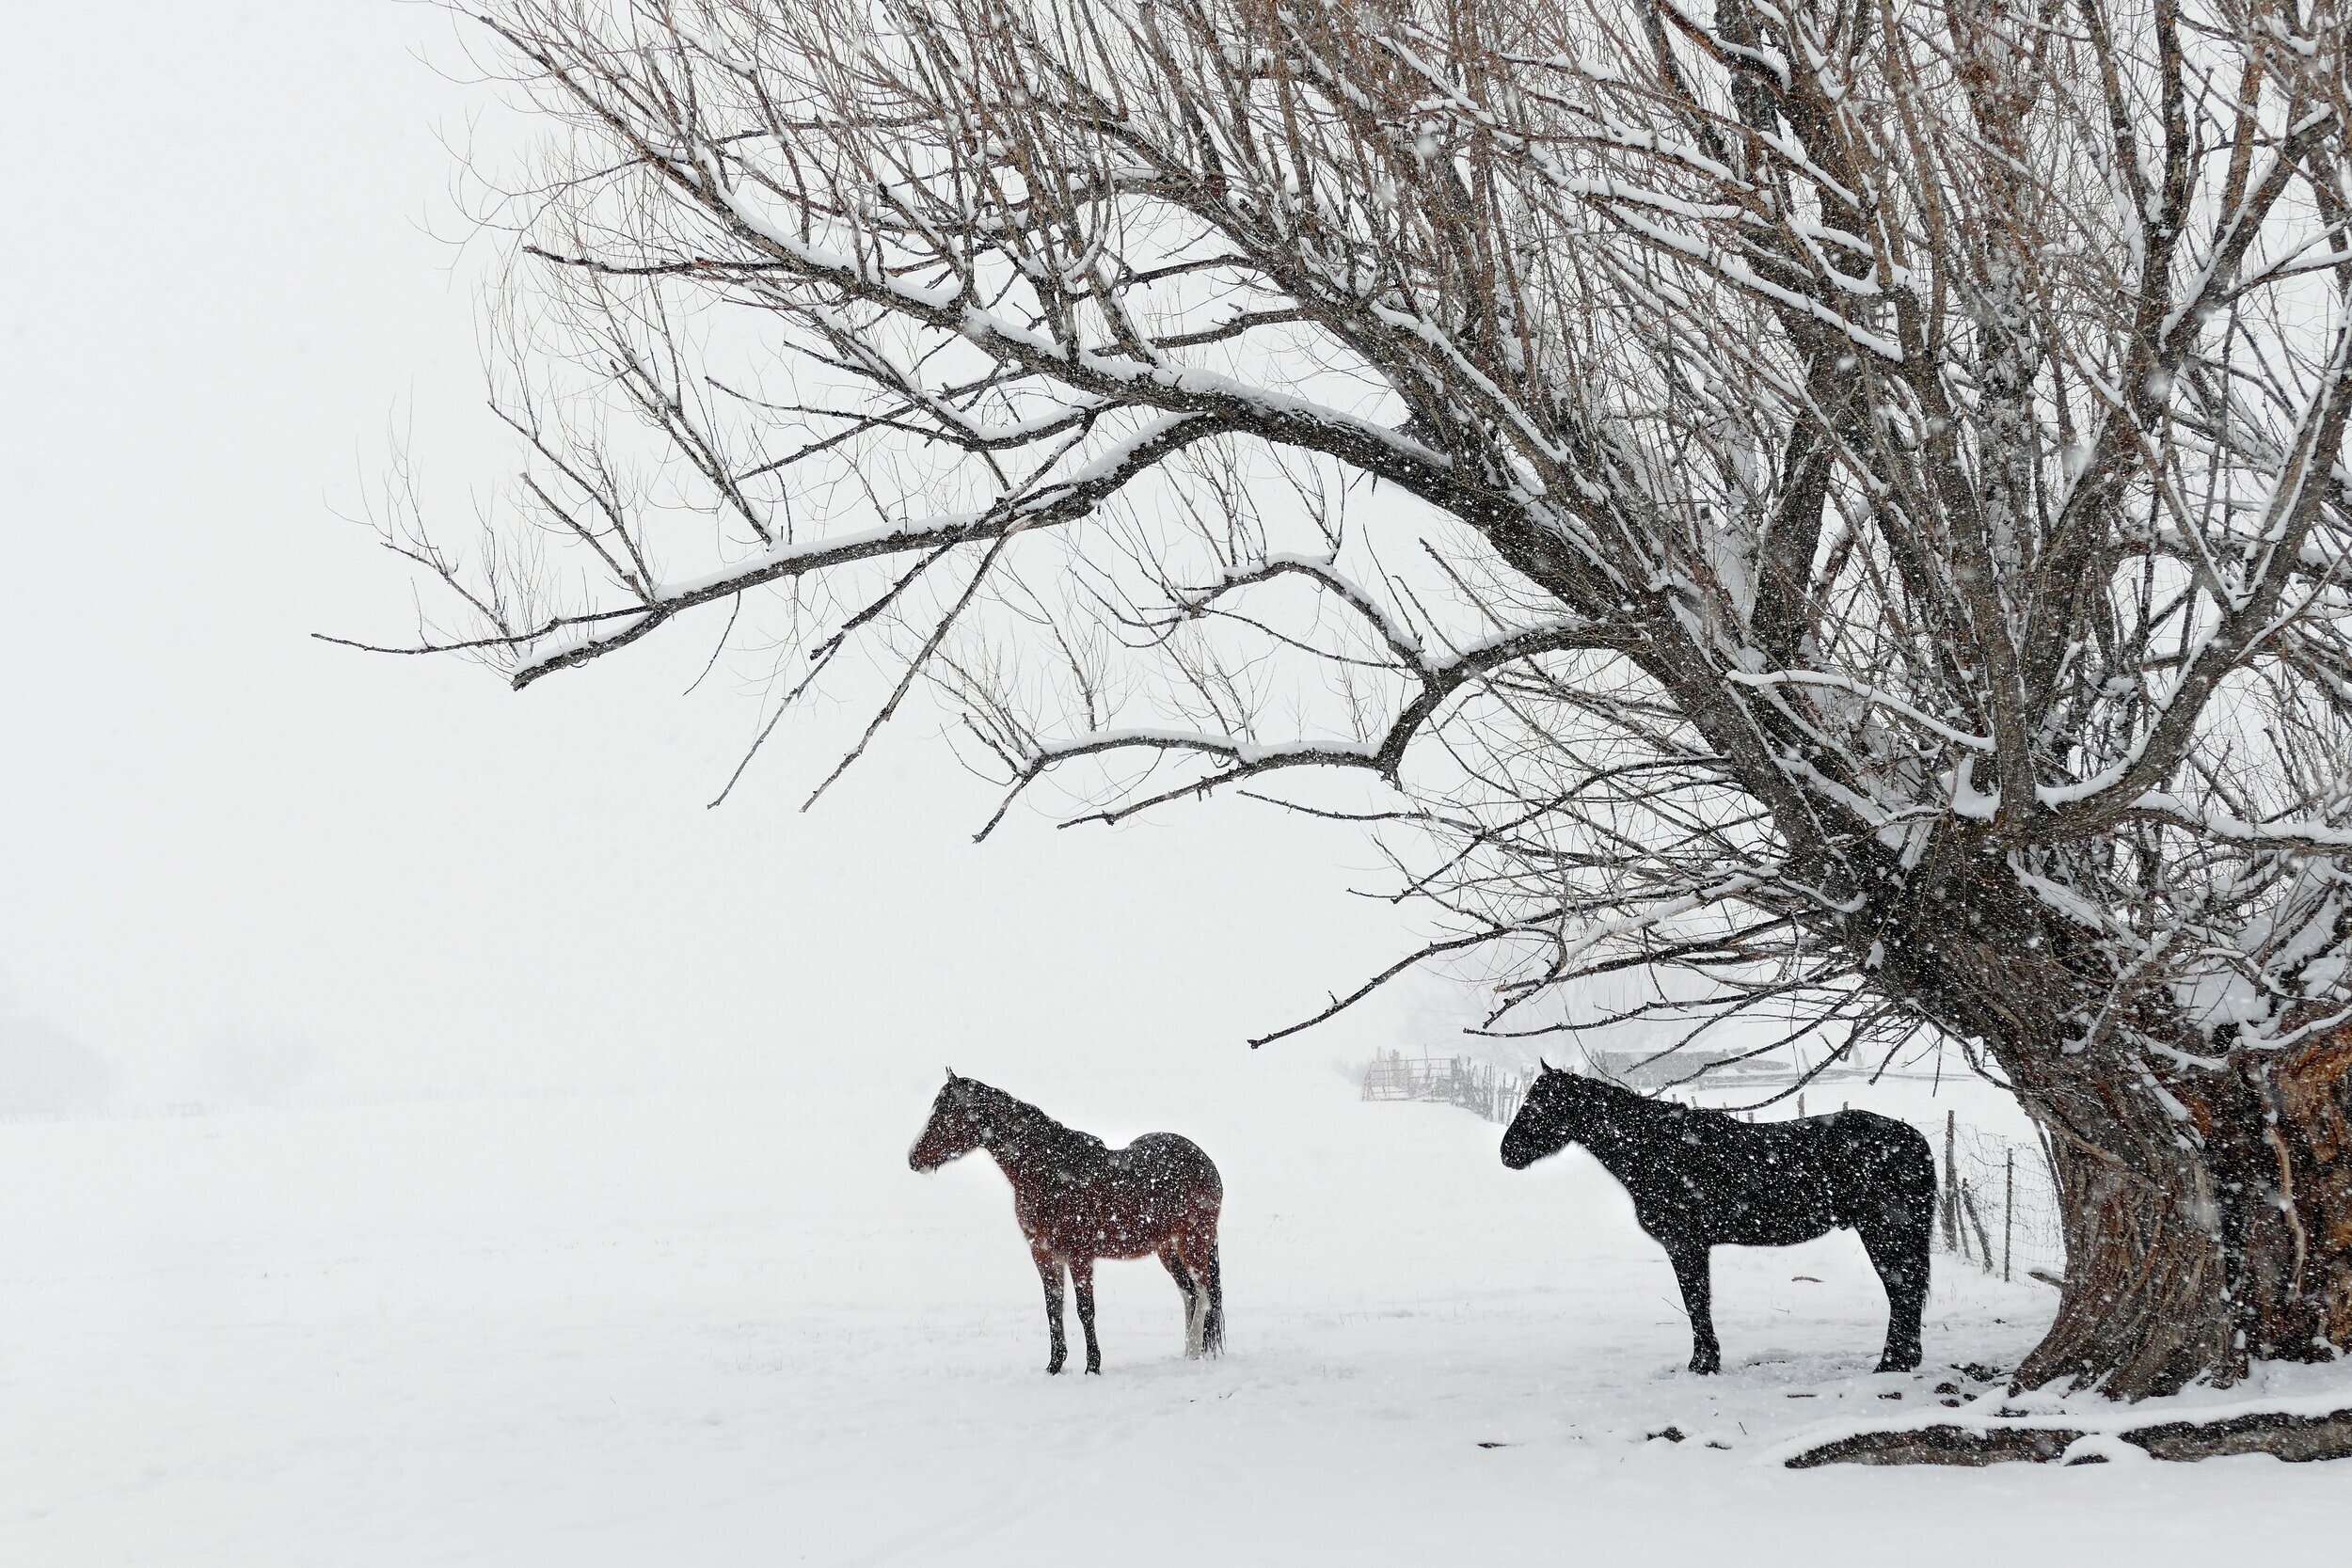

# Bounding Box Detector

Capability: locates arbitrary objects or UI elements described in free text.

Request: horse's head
[1500,1060,1593,1170]
[909,1070,987,1171]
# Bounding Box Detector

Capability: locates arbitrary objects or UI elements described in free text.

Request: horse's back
[1809,1108,1933,1172]
[1022,1131,1219,1260]
[1807,1109,1935,1226]
[1770,1110,1933,1186]
[1117,1132,1223,1206]
[1619,1107,1930,1246]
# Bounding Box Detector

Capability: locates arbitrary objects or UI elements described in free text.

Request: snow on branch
[367,0,2352,1082]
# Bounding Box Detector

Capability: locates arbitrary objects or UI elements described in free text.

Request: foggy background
[0,3,1444,1117]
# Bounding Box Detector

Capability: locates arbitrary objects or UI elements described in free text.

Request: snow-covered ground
[5,1051,2347,1567]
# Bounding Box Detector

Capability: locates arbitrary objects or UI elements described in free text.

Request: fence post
[1959,1180,1994,1266]
[2003,1148,2014,1283]
[1941,1110,1960,1252]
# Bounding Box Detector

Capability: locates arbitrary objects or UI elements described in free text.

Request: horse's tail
[1202,1241,1225,1356]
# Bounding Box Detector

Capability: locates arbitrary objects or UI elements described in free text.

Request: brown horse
[909,1072,1224,1373]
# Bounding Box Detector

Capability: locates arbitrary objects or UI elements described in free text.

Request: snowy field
[5,1051,2348,1568]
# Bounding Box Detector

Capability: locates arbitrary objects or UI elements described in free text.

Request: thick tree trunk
[2009,1033,2352,1399]
[2013,1140,2232,1398]
[1872,852,2352,1399]
[2214,1032,2352,1365]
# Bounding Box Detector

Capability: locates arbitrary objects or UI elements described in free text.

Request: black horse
[1500,1066,1934,1373]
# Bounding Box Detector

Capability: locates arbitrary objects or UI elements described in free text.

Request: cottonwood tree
[367,0,2352,1399]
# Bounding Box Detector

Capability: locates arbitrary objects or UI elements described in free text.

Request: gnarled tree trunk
[2017,1141,2232,1398]
[1876,852,2352,1398]
[2010,1035,2352,1398]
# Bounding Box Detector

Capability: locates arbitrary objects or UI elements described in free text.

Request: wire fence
[1360,1054,2068,1287]
[1940,1111,2067,1286]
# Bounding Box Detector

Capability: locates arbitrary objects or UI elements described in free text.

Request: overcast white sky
[0,4,1444,1107]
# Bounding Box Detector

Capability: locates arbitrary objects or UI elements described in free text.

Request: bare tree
[364,0,2352,1397]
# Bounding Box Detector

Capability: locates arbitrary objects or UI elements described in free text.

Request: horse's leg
[1032,1246,1068,1375]
[1170,1226,1217,1357]
[1664,1241,1722,1374]
[1200,1239,1224,1356]
[1158,1243,1200,1351]
[1858,1208,1931,1372]
[1070,1256,1103,1374]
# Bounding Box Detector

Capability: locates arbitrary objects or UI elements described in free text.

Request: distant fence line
[1360,1053,1534,1125]
[1359,1053,2066,1287]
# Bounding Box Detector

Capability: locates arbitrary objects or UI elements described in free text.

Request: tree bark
[2009,1032,2352,1399]
[1867,847,2352,1398]
[2013,1139,2233,1398]
[2213,1032,2352,1367]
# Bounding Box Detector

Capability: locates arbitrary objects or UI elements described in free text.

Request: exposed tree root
[1786,1408,2352,1467]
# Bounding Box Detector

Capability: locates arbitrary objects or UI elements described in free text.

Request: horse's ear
[1538,1055,1552,1073]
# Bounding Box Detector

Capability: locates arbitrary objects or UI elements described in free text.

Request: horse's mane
[961,1079,1109,1162]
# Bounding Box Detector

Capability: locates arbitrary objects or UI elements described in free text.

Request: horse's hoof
[1689,1356,1721,1376]
[1085,1366,1101,1376]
